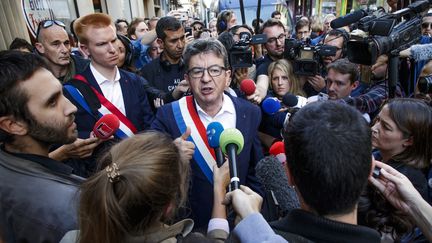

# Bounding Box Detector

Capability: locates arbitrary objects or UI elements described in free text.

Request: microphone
[330,9,367,29]
[92,114,120,139]
[269,141,286,165]
[282,93,308,108]
[219,128,244,190]
[206,122,225,168]
[262,97,281,115]
[240,79,256,96]
[255,156,300,216]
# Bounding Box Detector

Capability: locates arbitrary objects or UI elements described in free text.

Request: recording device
[206,122,225,168]
[373,166,381,178]
[282,93,308,109]
[185,27,193,37]
[344,0,429,65]
[262,93,308,115]
[230,32,267,68]
[284,38,337,76]
[269,141,286,165]
[92,114,120,139]
[262,97,281,115]
[219,128,244,190]
[239,79,256,96]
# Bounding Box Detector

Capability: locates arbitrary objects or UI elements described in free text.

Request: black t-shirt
[256,54,275,77]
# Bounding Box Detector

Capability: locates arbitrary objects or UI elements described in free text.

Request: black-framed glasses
[187,65,227,78]
[36,20,66,39]
[267,33,286,45]
[422,22,432,29]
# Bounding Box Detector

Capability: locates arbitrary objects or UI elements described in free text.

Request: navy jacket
[151,94,264,229]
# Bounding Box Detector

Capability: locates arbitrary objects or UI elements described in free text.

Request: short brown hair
[73,13,112,45]
[327,58,359,84]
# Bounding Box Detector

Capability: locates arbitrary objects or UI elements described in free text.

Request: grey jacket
[0,149,83,243]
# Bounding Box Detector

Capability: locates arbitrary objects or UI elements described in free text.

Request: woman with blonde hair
[268,59,305,99]
[61,132,229,243]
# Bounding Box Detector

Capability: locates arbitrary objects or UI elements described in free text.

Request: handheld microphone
[92,114,120,139]
[206,122,225,168]
[269,141,286,165]
[240,79,256,96]
[219,128,244,190]
[262,97,281,115]
[330,9,367,29]
[282,93,307,109]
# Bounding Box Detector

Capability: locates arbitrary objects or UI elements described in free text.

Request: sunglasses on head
[422,22,432,29]
[36,20,66,39]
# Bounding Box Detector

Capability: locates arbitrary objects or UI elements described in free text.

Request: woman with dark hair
[359,98,432,241]
[60,132,229,243]
[116,34,137,73]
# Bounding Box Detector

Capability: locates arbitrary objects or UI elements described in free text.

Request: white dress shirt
[90,64,125,115]
[195,94,236,130]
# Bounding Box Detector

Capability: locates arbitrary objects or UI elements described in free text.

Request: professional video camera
[230,32,267,69]
[284,38,337,76]
[339,0,430,65]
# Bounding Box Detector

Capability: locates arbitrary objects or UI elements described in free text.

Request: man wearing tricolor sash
[152,38,264,230]
[62,13,154,177]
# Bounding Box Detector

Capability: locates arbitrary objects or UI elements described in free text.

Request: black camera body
[284,38,337,76]
[347,0,428,65]
[230,33,267,69]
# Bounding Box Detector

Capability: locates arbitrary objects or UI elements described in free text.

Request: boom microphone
[240,79,256,96]
[262,97,281,115]
[92,114,120,139]
[330,9,367,29]
[219,128,244,190]
[206,122,225,168]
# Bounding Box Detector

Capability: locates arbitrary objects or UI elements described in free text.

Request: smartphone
[185,27,193,37]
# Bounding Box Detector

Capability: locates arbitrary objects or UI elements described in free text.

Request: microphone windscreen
[262,97,281,115]
[93,114,120,139]
[269,141,285,156]
[330,9,367,29]
[282,93,298,107]
[240,79,256,96]
[219,128,244,155]
[255,156,300,212]
[206,122,224,148]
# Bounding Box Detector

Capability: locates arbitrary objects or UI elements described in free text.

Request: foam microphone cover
[262,97,281,115]
[255,156,300,213]
[330,9,367,29]
[219,128,244,155]
[206,122,224,148]
[282,93,298,107]
[93,114,120,139]
[240,79,256,96]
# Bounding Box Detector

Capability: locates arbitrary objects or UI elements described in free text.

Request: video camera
[343,0,429,65]
[230,32,267,69]
[284,38,337,76]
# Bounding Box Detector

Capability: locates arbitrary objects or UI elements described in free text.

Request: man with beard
[0,51,83,242]
[342,54,404,120]
[34,19,89,83]
[140,16,191,110]
[63,13,154,177]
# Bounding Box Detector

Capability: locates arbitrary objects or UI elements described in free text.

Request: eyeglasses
[36,20,66,39]
[267,33,286,45]
[187,65,227,78]
[422,22,432,29]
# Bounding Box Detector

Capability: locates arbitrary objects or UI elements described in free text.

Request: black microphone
[255,156,300,215]
[219,128,244,190]
[206,122,225,167]
[330,9,367,29]
[282,93,308,108]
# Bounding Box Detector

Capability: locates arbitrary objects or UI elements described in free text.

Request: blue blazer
[64,66,154,139]
[151,94,264,229]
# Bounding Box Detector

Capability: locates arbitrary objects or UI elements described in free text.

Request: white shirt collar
[195,94,235,118]
[90,63,121,85]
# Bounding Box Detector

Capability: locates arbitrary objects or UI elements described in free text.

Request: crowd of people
[1,5,432,243]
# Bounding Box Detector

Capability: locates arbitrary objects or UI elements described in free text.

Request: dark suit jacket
[62,66,154,177]
[64,65,154,139]
[151,94,264,229]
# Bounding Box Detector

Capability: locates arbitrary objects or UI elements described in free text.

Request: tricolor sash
[64,74,137,139]
[172,96,217,183]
